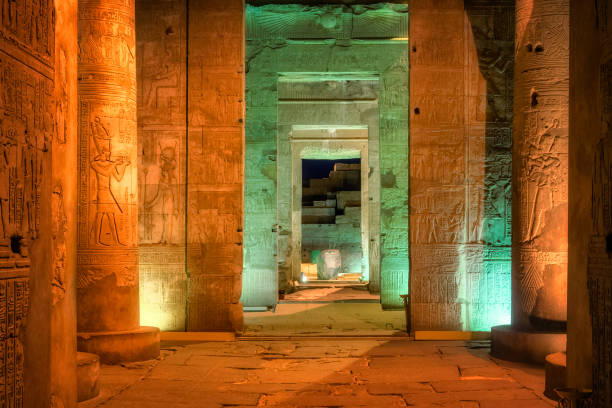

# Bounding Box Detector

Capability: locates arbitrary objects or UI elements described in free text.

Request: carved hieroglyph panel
[246,4,408,41]
[78,0,140,332]
[186,1,244,332]
[513,0,568,328]
[136,0,187,331]
[0,0,54,403]
[410,2,513,330]
[0,0,54,66]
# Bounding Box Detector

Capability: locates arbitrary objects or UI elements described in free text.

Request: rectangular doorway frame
[290,126,373,287]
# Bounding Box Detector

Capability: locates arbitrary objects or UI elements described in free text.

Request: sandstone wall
[186,0,244,331]
[410,0,513,330]
[244,3,410,309]
[137,0,188,331]
[0,0,77,406]
[137,0,244,331]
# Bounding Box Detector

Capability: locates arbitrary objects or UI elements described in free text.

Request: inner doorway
[287,155,379,303]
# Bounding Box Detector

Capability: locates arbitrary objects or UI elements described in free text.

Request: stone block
[77,352,100,402]
[491,325,567,365]
[77,327,160,365]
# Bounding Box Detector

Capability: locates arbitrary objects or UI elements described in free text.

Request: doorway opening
[285,158,379,303]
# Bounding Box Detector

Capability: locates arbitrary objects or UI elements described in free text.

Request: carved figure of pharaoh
[90,117,130,246]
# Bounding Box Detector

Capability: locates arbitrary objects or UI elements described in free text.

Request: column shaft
[77,0,159,363]
[512,0,569,331]
[492,0,569,364]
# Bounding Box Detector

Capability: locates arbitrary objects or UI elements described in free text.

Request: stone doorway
[242,3,410,314]
[288,129,376,304]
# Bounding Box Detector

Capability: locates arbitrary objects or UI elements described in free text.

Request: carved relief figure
[90,117,130,246]
[117,34,135,70]
[521,118,564,243]
[22,127,38,239]
[143,142,177,244]
[143,41,179,109]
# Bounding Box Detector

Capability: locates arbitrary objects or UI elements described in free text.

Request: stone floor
[284,287,380,302]
[80,338,554,408]
[243,303,406,336]
[243,298,406,336]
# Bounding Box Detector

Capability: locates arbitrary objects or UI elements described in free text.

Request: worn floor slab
[243,302,406,336]
[79,339,554,408]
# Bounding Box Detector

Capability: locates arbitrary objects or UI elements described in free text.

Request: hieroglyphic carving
[246,4,409,41]
[513,0,568,328]
[141,139,178,245]
[186,0,244,331]
[410,2,514,329]
[0,0,54,66]
[0,0,55,403]
[51,183,67,304]
[78,0,140,332]
[136,0,187,331]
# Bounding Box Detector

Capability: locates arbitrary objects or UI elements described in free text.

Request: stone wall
[137,0,244,332]
[137,0,188,331]
[0,0,77,406]
[244,3,409,309]
[186,0,244,331]
[410,0,513,330]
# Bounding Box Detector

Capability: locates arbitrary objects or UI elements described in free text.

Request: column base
[77,352,100,402]
[544,352,567,401]
[490,325,566,364]
[77,326,160,364]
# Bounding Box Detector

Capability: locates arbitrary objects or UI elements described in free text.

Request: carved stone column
[77,0,159,363]
[492,0,568,363]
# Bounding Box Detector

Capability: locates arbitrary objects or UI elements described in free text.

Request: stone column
[77,0,159,363]
[492,0,569,363]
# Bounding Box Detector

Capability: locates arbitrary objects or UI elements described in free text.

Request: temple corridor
[1,0,610,406]
[80,339,553,408]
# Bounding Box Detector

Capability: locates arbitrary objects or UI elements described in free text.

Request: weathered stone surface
[77,0,159,364]
[512,0,569,331]
[50,0,79,406]
[245,4,408,309]
[78,0,140,333]
[409,2,513,331]
[135,0,188,331]
[185,0,244,332]
[77,352,100,402]
[0,0,78,406]
[85,339,552,408]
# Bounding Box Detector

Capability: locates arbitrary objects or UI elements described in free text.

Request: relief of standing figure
[90,117,130,246]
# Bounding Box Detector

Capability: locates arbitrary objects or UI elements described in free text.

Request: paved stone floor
[80,339,554,408]
[243,302,406,336]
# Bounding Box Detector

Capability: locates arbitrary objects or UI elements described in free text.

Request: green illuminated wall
[244,3,410,308]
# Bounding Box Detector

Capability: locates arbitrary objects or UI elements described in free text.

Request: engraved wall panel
[410,1,513,330]
[136,0,187,331]
[0,0,58,405]
[187,0,244,331]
